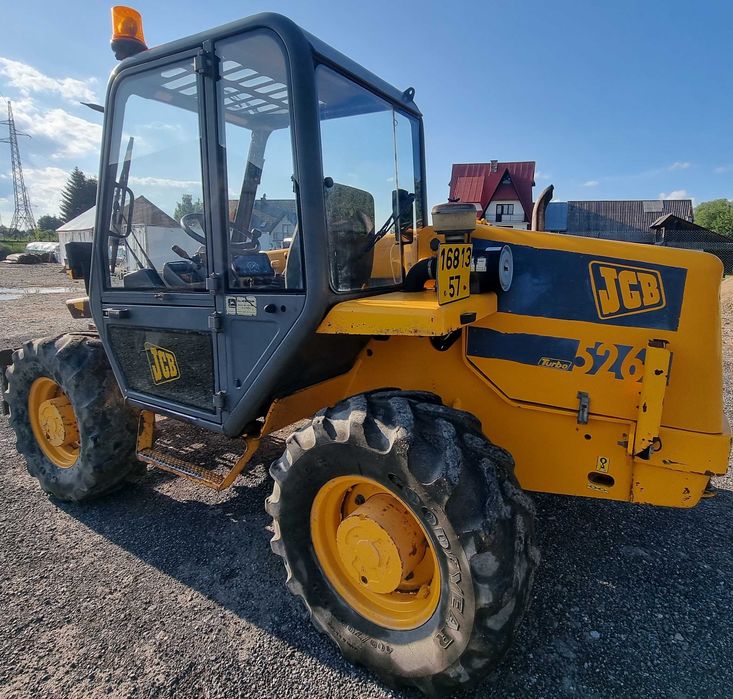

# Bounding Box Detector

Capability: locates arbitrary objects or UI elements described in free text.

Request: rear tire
[5,334,140,501]
[266,390,539,695]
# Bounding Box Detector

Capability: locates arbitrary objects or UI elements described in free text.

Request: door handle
[104,307,130,319]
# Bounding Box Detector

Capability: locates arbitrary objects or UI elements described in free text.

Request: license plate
[436,243,472,305]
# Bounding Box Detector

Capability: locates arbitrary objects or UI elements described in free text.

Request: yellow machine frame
[252,223,730,509]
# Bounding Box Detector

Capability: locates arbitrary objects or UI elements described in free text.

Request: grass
[0,239,28,254]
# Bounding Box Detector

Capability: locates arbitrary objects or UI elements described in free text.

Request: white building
[448,160,536,231]
[56,196,192,270]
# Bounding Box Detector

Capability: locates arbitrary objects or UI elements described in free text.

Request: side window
[217,32,302,291]
[393,110,424,271]
[105,59,207,291]
[317,67,421,293]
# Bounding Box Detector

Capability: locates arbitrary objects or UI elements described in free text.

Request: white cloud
[10,97,101,159]
[714,165,731,174]
[129,176,201,189]
[535,170,551,181]
[583,180,599,187]
[0,57,97,103]
[129,175,202,191]
[23,166,69,216]
[141,122,185,136]
[667,161,691,171]
[659,189,690,200]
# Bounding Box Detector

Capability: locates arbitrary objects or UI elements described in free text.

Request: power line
[0,101,36,235]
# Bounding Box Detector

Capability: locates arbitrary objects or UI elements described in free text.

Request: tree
[37,214,62,232]
[60,167,97,223]
[173,193,203,221]
[694,199,733,237]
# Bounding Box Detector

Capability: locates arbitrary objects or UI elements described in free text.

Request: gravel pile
[1,267,732,698]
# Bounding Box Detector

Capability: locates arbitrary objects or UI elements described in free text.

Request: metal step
[137,447,225,488]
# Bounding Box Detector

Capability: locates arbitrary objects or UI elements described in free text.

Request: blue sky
[0,0,731,222]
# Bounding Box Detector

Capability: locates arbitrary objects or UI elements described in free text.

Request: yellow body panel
[262,223,731,509]
[264,247,289,274]
[370,236,403,282]
[65,296,91,319]
[318,290,496,336]
[265,236,401,280]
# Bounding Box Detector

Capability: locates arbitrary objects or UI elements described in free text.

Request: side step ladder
[135,411,260,491]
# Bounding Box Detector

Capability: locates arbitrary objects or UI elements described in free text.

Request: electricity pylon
[0,101,36,235]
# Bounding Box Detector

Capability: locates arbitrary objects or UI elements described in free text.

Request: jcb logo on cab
[589,262,666,320]
[144,343,180,385]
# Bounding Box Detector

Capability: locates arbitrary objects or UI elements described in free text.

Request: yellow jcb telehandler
[1,7,729,695]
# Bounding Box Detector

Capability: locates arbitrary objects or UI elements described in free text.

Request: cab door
[207,31,307,429]
[95,48,225,425]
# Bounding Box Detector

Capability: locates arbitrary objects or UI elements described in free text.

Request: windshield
[103,31,301,292]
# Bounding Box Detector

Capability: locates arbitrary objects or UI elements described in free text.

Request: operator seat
[282,185,376,292]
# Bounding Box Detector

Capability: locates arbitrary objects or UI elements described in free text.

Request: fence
[655,229,733,275]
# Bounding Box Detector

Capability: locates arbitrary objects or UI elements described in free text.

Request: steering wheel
[180,213,206,245]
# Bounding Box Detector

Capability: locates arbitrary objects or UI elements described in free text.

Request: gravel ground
[0,264,88,348]
[1,264,732,698]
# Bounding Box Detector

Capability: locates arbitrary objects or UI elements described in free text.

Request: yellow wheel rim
[311,475,440,630]
[28,377,80,469]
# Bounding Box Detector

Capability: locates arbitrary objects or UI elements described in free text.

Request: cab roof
[113,12,421,118]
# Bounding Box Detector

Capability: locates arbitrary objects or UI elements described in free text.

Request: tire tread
[5,333,139,501]
[268,390,539,695]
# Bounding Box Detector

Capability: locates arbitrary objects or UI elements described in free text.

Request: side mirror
[109,183,135,238]
[393,188,415,244]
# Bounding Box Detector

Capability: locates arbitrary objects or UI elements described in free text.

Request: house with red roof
[448,160,536,230]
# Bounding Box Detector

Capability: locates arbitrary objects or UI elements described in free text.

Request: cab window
[217,31,302,291]
[105,59,208,291]
[317,66,423,293]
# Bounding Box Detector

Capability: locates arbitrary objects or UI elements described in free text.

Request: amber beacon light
[110,6,148,60]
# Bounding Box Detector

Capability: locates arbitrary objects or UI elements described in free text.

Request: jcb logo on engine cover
[144,343,180,385]
[589,262,666,320]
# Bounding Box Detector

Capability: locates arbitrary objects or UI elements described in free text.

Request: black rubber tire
[4,334,140,501]
[266,390,539,695]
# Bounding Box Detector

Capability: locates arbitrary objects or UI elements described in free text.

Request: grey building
[543,199,693,243]
[650,213,733,272]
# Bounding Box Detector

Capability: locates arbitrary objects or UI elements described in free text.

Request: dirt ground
[0,264,88,348]
[1,264,733,698]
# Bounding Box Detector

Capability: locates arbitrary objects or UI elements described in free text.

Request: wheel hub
[336,493,427,594]
[28,376,80,469]
[38,396,79,447]
[311,475,440,630]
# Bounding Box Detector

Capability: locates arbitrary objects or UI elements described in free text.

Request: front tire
[266,391,539,695]
[5,334,139,501]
